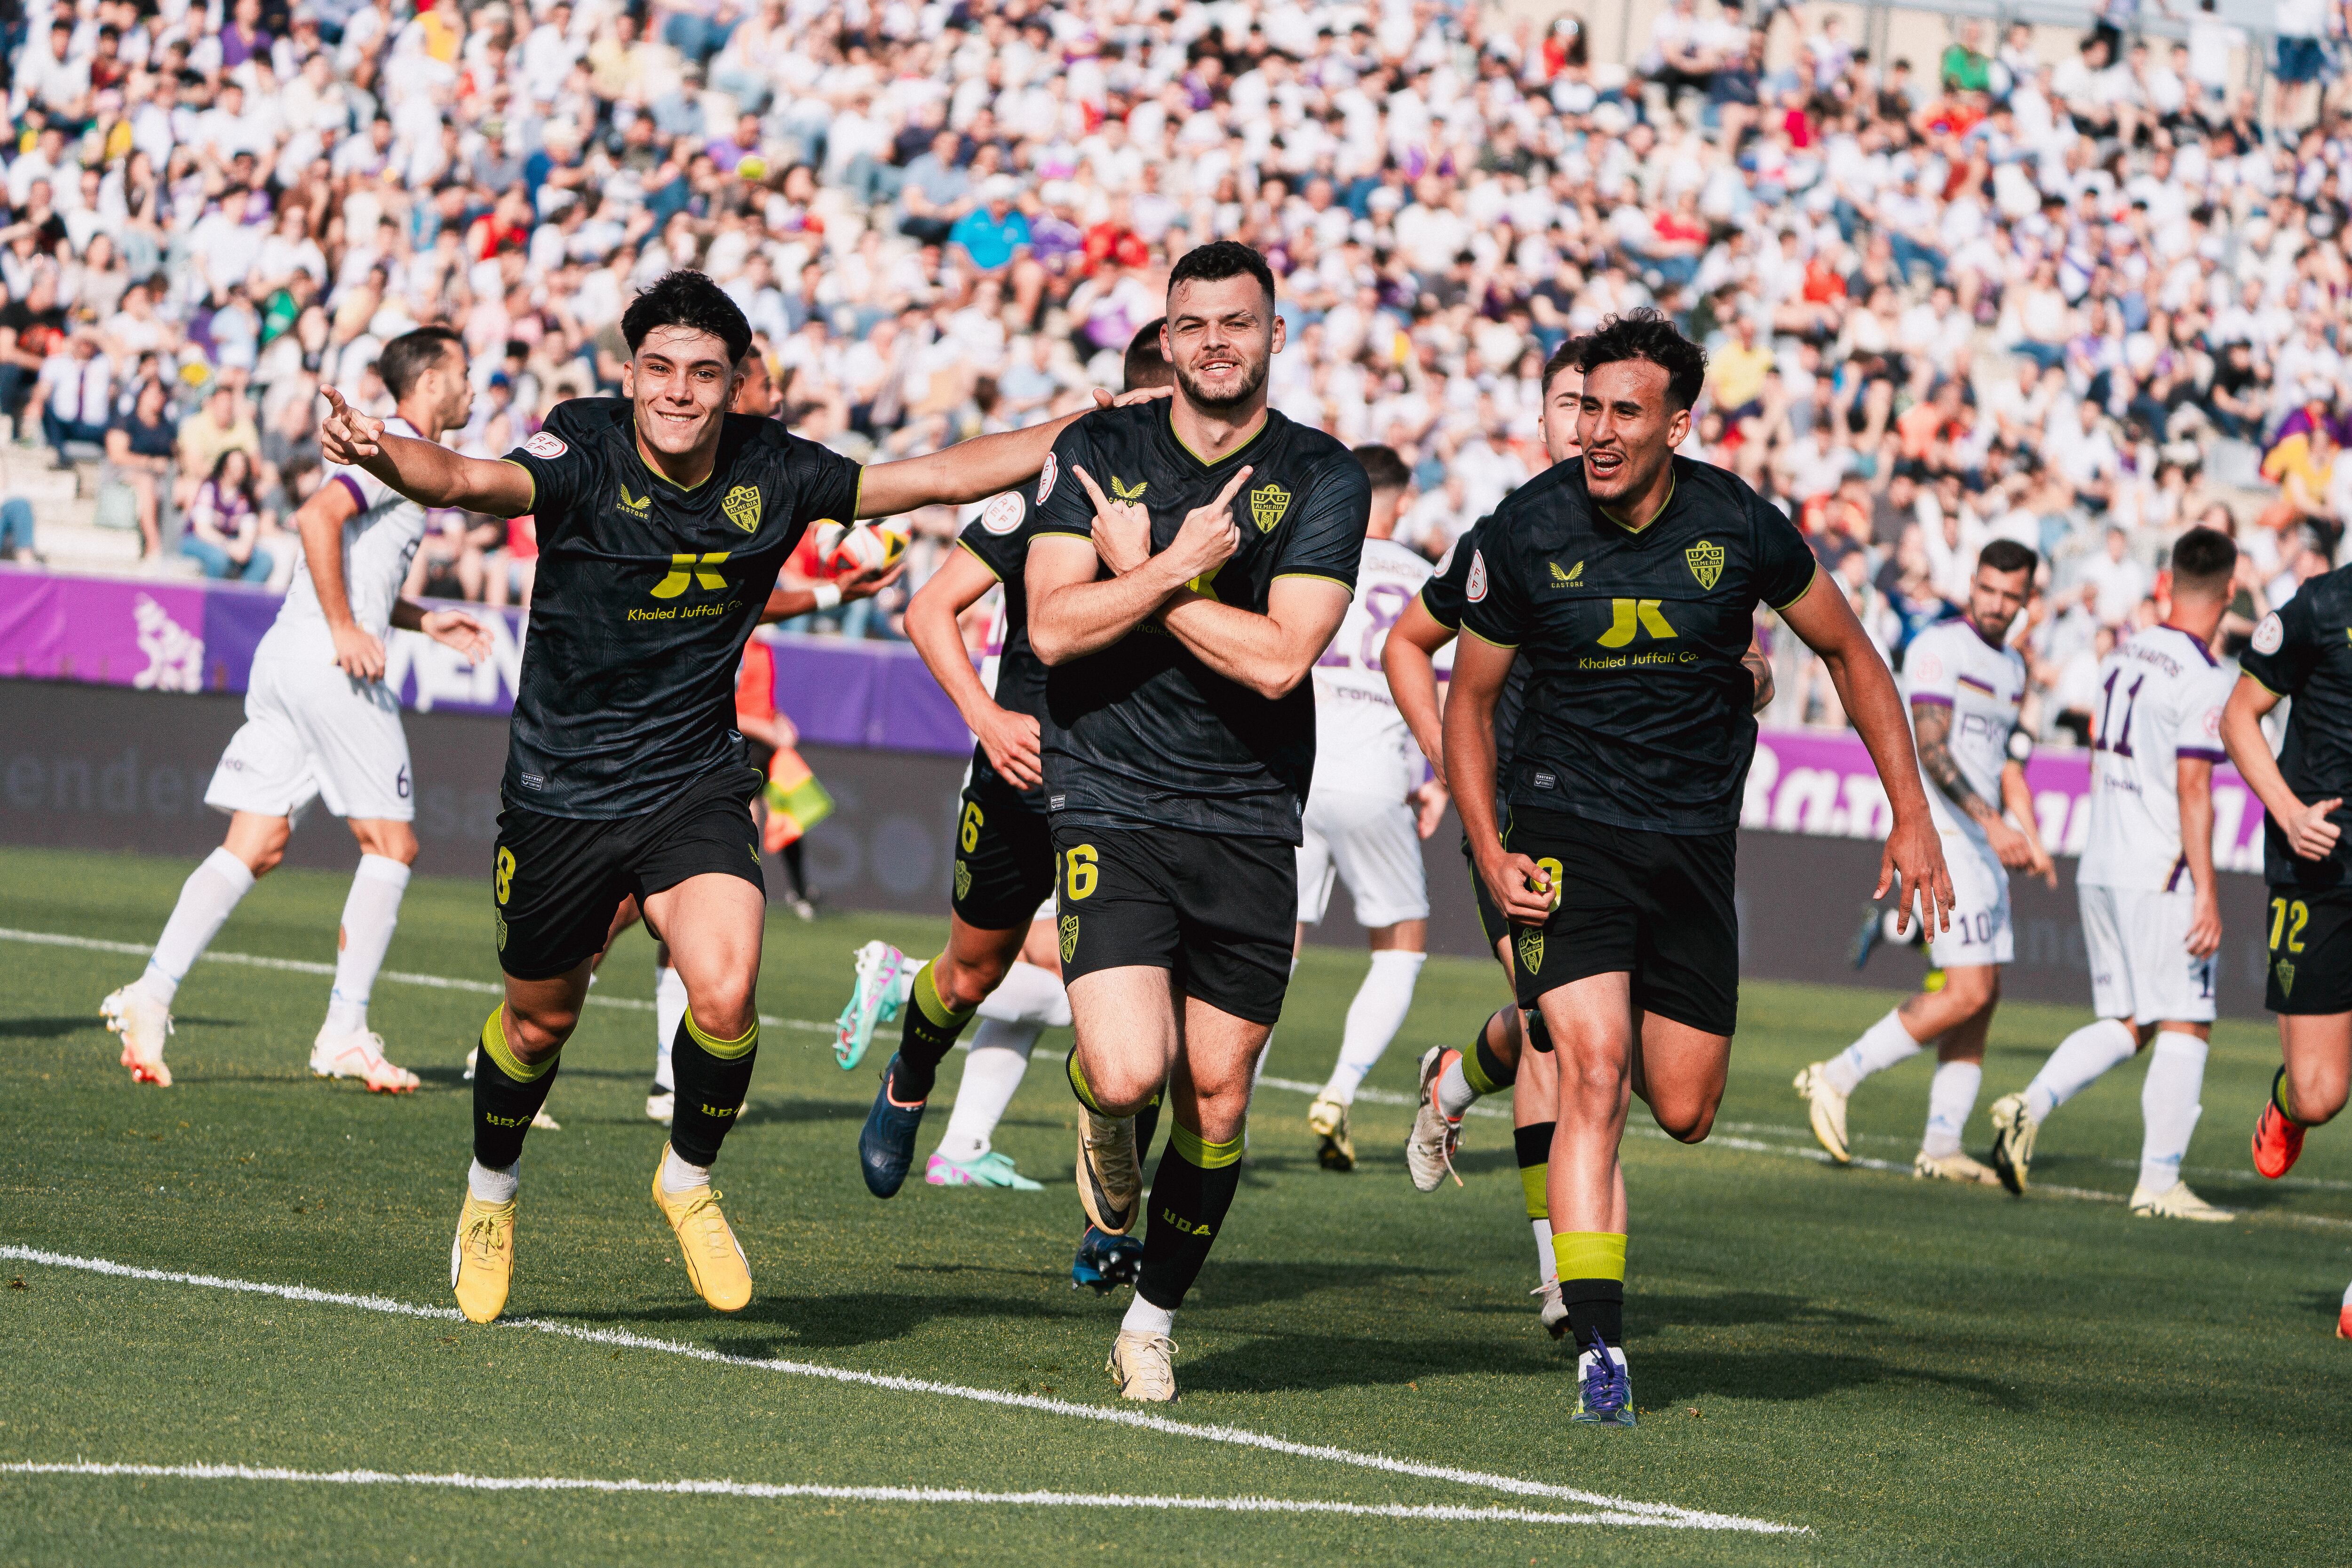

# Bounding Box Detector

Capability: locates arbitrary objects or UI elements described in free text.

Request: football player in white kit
[1299,446,1448,1170]
[1984,527,2239,1218]
[101,328,490,1090]
[1797,540,2054,1182]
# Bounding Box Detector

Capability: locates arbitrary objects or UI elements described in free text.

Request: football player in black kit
[858,322,1176,1295]
[2223,560,2352,1338]
[1028,241,1373,1400]
[1445,310,1951,1424]
[318,271,1159,1324]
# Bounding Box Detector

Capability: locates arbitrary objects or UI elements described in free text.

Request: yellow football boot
[652,1145,753,1312]
[451,1193,516,1324]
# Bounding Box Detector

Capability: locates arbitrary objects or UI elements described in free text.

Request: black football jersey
[955,486,1049,810]
[1028,400,1372,842]
[498,397,861,817]
[1460,455,1817,835]
[2240,565,2352,888]
[1419,517,1527,780]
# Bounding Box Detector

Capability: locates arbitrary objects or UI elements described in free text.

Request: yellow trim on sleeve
[1463,625,1519,651]
[498,458,537,513]
[851,468,866,519]
[2242,669,2286,699]
[954,538,1003,581]
[1768,562,1820,612]
[1272,572,1354,591]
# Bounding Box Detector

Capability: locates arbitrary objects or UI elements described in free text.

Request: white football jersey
[1307,537,1435,802]
[260,416,430,665]
[2080,625,2235,890]
[1903,617,2027,844]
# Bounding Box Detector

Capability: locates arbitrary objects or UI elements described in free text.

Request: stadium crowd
[0,0,2344,740]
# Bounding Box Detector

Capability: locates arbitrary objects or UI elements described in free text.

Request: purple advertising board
[0,565,2276,863]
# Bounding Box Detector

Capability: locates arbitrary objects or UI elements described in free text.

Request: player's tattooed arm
[1912,701,1992,822]
[318,388,534,516]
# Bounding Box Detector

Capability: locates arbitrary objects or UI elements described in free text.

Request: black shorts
[1461,830,1510,954]
[1049,821,1295,1026]
[493,764,765,982]
[952,766,1056,931]
[1503,805,1739,1036]
[2265,888,2352,1015]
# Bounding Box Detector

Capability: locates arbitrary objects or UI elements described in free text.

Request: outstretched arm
[318,387,534,517]
[854,387,1171,517]
[1778,570,1952,934]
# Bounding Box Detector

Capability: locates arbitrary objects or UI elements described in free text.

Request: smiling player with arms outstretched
[318,271,1155,1325]
[1029,242,1371,1400]
[1445,311,1948,1425]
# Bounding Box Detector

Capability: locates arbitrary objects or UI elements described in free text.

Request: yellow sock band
[1463,1043,1502,1097]
[480,1006,556,1082]
[1065,1049,1107,1114]
[912,961,975,1029]
[1552,1230,1626,1282]
[1520,1162,1549,1221]
[1170,1121,1244,1170]
[684,1008,759,1061]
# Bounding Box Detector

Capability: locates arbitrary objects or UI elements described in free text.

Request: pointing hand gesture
[1163,464,1248,586]
[318,386,385,466]
[1073,464,1152,575]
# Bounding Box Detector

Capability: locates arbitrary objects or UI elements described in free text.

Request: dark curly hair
[1575,309,1708,413]
[621,270,753,367]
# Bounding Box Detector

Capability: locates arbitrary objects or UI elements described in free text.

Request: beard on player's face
[1175,339,1271,415]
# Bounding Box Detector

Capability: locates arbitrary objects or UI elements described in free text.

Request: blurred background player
[1297,443,1446,1172]
[102,327,491,1092]
[1984,527,2239,1221]
[842,323,1174,1251]
[2222,548,2352,1339]
[1797,541,2053,1185]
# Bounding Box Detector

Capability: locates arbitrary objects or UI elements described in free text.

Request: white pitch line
[0,927,834,1035]
[0,1461,1759,1529]
[0,1246,1797,1535]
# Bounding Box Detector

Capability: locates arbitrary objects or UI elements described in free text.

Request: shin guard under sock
[473,1007,560,1171]
[671,1009,759,1167]
[1136,1122,1243,1312]
[890,961,976,1103]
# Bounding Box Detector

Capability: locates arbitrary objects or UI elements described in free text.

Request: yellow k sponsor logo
[1596,597,1676,648]
[651,551,731,599]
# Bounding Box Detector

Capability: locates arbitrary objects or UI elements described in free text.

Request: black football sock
[1133,1088,1164,1169]
[670,1010,758,1168]
[1465,1020,1518,1096]
[1553,1232,1628,1348]
[1135,1122,1244,1312]
[1516,1121,1554,1224]
[473,1006,559,1172]
[890,960,976,1103]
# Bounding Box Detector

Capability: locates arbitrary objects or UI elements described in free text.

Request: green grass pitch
[1,843,2347,1565]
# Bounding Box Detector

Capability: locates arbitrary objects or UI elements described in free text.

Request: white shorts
[1928,828,2012,968]
[2081,883,2217,1025]
[204,655,414,825]
[1295,789,1429,929]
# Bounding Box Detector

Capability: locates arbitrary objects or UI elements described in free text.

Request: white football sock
[1437,1051,1479,1119]
[1320,949,1427,1106]
[1532,1217,1557,1286]
[140,847,256,1006]
[653,961,686,1092]
[467,1159,517,1204]
[936,1020,1041,1162]
[1824,1007,1925,1096]
[324,854,409,1036]
[2138,1031,2209,1193]
[1922,1060,1983,1158]
[1120,1296,1175,1336]
[660,1145,711,1194]
[975,960,1069,1027]
[2025,1017,2137,1125]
